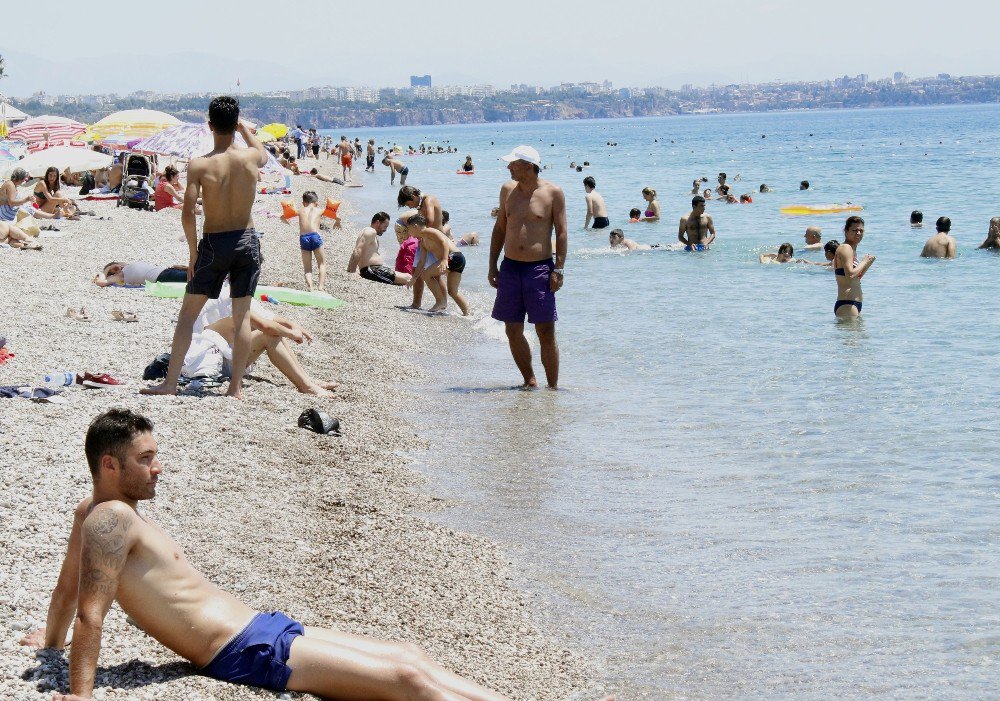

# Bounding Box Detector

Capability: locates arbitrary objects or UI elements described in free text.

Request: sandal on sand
[41,225,60,231]
[111,310,139,323]
[65,307,91,322]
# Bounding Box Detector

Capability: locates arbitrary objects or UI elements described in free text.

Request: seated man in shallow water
[610,228,652,251]
[20,409,615,701]
[920,216,957,258]
[803,226,823,250]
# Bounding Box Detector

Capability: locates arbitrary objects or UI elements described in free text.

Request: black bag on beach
[298,408,341,436]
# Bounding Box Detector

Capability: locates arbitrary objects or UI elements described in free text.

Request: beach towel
[182,332,226,378]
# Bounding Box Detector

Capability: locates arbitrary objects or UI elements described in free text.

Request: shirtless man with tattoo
[678,195,717,251]
[20,409,615,701]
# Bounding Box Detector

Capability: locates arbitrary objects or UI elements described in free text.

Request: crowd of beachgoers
[0,99,614,701]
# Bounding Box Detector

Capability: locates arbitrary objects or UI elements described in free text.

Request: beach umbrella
[132,123,289,175]
[7,115,87,144]
[26,138,88,154]
[0,102,29,121]
[0,145,111,179]
[85,109,182,141]
[261,123,289,138]
[0,102,30,137]
[256,130,276,143]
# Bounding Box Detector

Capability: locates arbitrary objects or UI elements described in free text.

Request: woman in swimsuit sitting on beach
[641,187,660,222]
[832,215,876,318]
[0,168,34,221]
[33,166,79,219]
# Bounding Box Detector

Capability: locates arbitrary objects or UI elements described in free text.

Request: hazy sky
[1,0,997,97]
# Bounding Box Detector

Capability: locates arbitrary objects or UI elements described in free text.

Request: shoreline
[0,166,601,700]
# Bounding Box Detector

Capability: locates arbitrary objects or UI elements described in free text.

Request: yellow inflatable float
[780,204,864,216]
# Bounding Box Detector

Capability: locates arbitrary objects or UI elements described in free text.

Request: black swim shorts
[447,251,466,273]
[187,228,262,299]
[360,264,397,285]
[593,216,610,229]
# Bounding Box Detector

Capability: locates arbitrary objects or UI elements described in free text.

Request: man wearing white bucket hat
[488,145,567,389]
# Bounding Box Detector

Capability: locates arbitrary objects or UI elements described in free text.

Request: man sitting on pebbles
[20,409,615,701]
[347,211,412,286]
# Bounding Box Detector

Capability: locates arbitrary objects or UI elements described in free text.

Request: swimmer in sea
[462,155,474,172]
[702,188,713,200]
[910,210,923,228]
[759,183,773,193]
[679,196,716,251]
[610,228,651,251]
[640,187,660,222]
[583,176,609,229]
[800,180,810,190]
[803,226,823,250]
[629,208,641,223]
[977,216,1000,250]
[833,216,876,318]
[759,243,808,264]
[920,216,957,258]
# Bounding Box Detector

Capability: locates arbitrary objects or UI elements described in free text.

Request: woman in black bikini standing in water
[833,215,876,318]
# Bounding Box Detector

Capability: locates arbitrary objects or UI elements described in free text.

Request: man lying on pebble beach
[20,409,615,701]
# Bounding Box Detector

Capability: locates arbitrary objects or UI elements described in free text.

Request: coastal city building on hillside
[3,72,998,130]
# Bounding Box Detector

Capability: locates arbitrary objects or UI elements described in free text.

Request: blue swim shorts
[201,611,304,692]
[491,257,557,325]
[684,244,707,251]
[300,232,323,252]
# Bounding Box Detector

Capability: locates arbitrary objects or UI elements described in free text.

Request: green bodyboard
[145,281,346,309]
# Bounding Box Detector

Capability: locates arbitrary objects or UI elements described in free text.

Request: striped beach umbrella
[26,139,87,154]
[85,109,182,141]
[7,115,87,144]
[132,123,289,175]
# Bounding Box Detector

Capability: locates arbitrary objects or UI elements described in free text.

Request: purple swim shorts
[491,257,558,325]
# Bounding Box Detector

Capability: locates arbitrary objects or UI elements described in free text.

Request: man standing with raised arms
[489,145,567,389]
[20,409,615,701]
[142,96,267,400]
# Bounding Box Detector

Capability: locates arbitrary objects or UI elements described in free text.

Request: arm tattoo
[79,509,132,596]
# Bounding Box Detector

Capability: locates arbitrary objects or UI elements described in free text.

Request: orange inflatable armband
[323,198,341,219]
[280,200,297,220]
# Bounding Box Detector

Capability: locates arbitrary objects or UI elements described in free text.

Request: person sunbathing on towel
[19,410,616,701]
[0,220,43,249]
[94,261,189,287]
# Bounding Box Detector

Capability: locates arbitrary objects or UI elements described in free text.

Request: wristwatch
[552,268,564,275]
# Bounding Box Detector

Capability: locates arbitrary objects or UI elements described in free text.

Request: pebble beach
[0,168,599,700]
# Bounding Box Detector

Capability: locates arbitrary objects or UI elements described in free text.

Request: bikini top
[835,257,860,276]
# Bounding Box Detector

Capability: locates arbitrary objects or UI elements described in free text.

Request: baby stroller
[118,152,154,210]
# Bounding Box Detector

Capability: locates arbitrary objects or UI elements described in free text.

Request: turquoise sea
[323,104,998,699]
